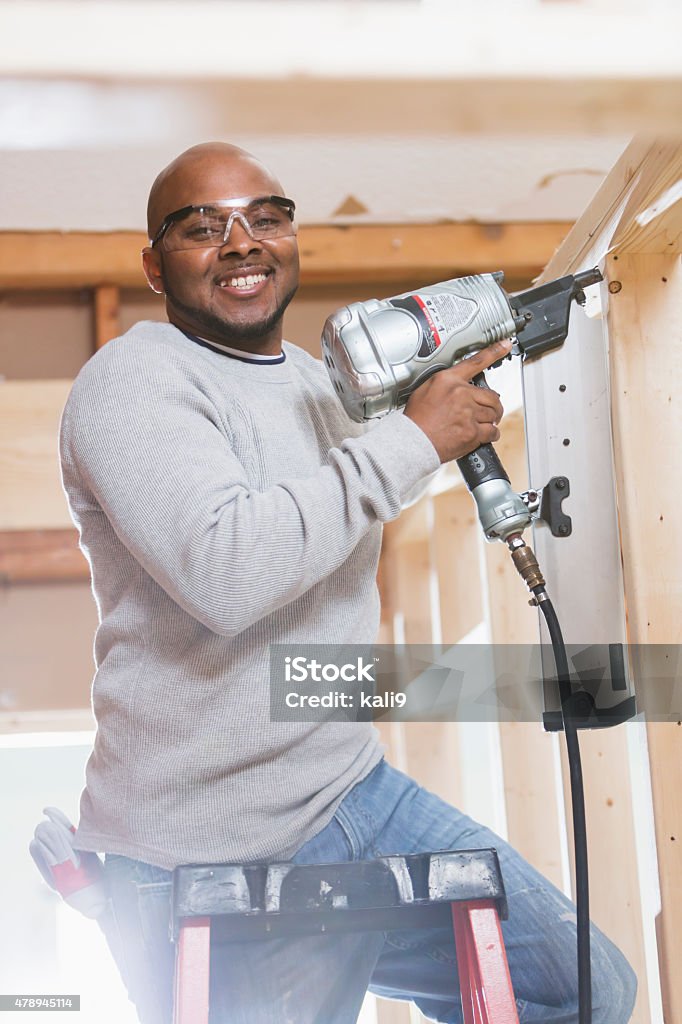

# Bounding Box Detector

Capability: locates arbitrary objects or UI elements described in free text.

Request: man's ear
[142,247,164,295]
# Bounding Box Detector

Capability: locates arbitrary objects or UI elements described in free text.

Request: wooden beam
[0,223,573,290]
[93,284,121,350]
[0,232,148,289]
[0,528,88,584]
[539,137,651,280]
[610,146,682,256]
[540,138,682,282]
[298,222,573,285]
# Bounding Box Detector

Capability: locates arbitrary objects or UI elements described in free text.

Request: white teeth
[222,273,268,289]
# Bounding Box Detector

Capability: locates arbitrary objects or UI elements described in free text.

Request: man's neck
[167,311,283,358]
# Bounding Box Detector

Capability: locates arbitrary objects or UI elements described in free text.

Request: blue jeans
[101,758,636,1023]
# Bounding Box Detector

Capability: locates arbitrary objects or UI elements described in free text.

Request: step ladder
[171,848,519,1024]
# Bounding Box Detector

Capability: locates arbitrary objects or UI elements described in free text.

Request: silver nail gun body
[321,269,602,542]
[321,273,521,423]
[321,269,601,424]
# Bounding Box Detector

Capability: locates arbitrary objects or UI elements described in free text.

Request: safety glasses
[151,195,297,252]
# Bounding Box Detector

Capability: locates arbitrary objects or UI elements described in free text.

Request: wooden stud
[93,284,121,350]
[387,497,430,548]
[383,508,465,809]
[393,537,433,647]
[432,488,482,645]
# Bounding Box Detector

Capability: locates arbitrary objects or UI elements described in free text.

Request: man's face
[143,154,300,353]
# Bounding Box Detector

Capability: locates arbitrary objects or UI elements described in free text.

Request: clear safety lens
[159,196,296,252]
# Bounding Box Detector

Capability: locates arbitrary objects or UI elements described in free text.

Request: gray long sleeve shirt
[59,321,439,869]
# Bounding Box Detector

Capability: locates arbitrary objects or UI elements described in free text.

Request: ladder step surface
[172,849,507,943]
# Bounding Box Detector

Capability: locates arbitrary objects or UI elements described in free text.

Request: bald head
[147,142,285,241]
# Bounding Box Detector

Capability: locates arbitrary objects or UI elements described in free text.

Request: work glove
[29,807,107,919]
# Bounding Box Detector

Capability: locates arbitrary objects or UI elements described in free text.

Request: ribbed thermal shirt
[59,322,439,869]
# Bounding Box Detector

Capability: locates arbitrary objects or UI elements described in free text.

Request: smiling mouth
[218,271,270,290]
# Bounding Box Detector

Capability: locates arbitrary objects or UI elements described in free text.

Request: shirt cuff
[354,411,441,503]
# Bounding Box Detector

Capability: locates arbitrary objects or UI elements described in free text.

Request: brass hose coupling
[506,534,546,598]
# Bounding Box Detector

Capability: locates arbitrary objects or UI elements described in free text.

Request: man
[59,142,636,1023]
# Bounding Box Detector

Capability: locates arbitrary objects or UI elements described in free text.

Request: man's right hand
[404,339,512,464]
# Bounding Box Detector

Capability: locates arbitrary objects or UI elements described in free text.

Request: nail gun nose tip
[576,268,603,288]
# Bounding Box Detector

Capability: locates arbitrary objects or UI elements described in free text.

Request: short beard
[164,280,298,346]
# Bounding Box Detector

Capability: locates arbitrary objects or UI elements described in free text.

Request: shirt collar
[179,329,286,364]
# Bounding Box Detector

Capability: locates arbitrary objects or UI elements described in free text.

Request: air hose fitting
[506,534,546,596]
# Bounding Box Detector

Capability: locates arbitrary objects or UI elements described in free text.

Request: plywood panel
[607,254,682,644]
[647,722,682,1023]
[608,252,682,1023]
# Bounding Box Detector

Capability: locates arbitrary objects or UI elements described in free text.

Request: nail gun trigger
[489,350,515,369]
